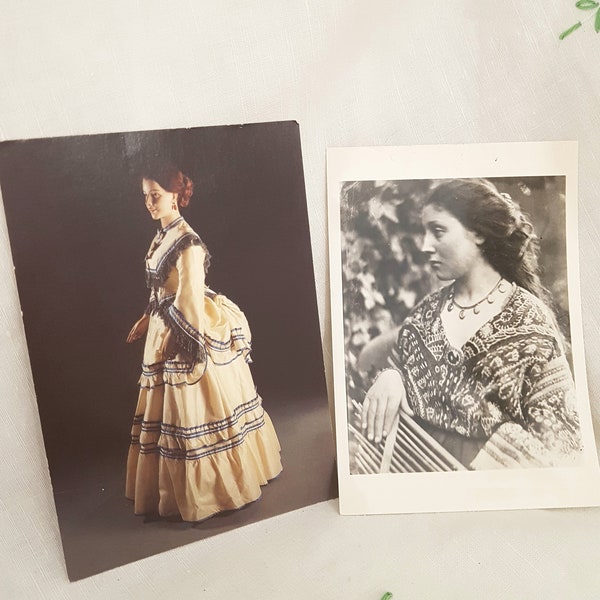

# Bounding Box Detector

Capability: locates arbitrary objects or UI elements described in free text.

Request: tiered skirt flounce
[126,293,282,521]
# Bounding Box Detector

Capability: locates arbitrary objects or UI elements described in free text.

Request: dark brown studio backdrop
[0,121,335,579]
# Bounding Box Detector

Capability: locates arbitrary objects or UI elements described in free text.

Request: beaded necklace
[447,278,507,320]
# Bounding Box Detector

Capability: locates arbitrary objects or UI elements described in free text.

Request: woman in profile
[363,179,581,469]
[126,162,282,521]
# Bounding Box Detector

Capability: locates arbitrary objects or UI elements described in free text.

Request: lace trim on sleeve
[164,304,206,364]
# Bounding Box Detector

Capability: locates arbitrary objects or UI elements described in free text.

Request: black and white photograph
[328,142,600,514]
[0,121,336,580]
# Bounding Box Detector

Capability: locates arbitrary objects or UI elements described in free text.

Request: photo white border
[327,141,600,514]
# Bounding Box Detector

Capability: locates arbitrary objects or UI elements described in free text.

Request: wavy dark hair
[141,161,194,208]
[423,178,547,301]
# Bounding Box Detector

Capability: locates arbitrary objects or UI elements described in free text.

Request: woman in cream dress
[126,163,282,521]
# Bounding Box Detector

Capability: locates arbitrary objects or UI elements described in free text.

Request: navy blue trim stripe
[159,216,183,233]
[135,414,266,460]
[130,396,260,436]
[138,346,249,389]
[141,361,198,375]
[138,375,205,390]
[155,398,260,438]
[203,327,245,349]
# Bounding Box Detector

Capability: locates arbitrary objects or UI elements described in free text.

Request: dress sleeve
[470,354,582,469]
[144,289,154,315]
[163,243,207,363]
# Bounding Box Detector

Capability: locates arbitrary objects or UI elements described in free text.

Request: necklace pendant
[452,277,502,315]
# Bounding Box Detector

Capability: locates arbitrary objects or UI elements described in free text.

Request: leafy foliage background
[340,177,570,418]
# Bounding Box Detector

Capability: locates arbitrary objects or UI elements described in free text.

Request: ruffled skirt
[126,292,282,521]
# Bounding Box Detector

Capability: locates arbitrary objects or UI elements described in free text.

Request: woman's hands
[126,314,176,360]
[362,368,412,443]
[126,314,150,343]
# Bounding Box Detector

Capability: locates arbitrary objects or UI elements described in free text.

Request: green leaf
[576,0,599,9]
[596,7,600,31]
[559,21,583,39]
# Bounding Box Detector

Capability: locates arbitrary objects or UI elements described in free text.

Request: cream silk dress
[126,217,282,521]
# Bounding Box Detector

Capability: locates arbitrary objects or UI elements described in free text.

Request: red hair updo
[142,162,194,208]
